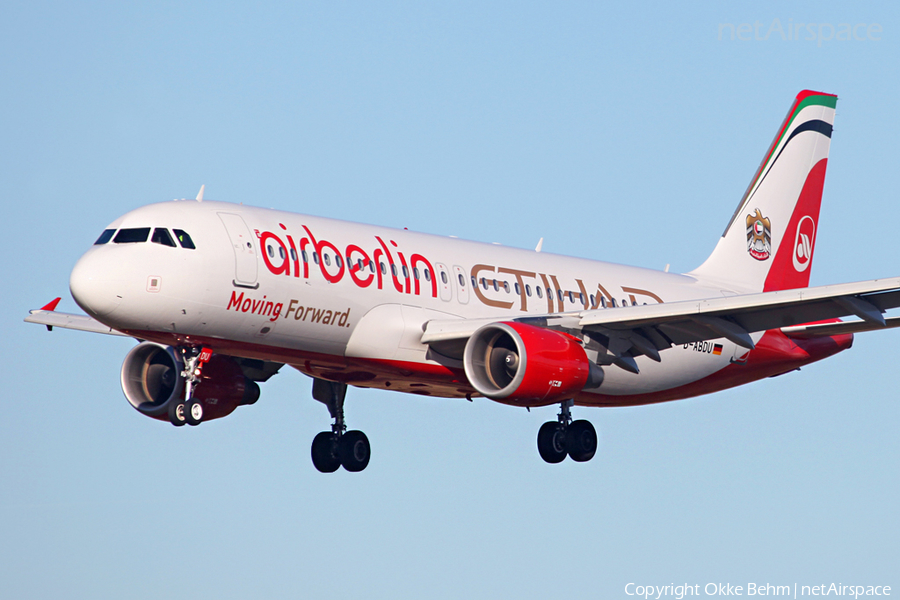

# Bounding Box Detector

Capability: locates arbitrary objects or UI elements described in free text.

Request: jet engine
[120,342,260,423]
[463,322,603,406]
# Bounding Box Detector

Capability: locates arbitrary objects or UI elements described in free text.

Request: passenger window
[172,229,195,249]
[302,250,309,263]
[391,264,398,276]
[290,248,298,261]
[424,268,431,281]
[579,292,584,304]
[536,286,543,298]
[471,276,477,288]
[369,260,375,273]
[94,229,115,245]
[313,252,320,264]
[601,297,607,308]
[503,281,510,293]
[335,254,343,269]
[458,274,465,286]
[402,265,409,278]
[380,263,387,274]
[492,279,499,292]
[323,253,331,266]
[557,289,563,302]
[441,271,448,284]
[590,294,595,307]
[622,298,628,307]
[568,291,574,303]
[151,228,176,247]
[514,283,520,295]
[267,245,274,258]
[481,278,487,290]
[279,246,285,260]
[413,268,420,280]
[611,298,618,307]
[114,228,150,243]
[525,284,532,297]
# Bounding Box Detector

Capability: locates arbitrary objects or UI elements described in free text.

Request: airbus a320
[26,90,900,472]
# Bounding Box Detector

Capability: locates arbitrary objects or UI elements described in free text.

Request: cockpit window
[94,229,115,245]
[113,228,151,243]
[172,229,196,249]
[151,228,177,247]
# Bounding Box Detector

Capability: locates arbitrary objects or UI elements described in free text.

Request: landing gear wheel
[339,430,371,472]
[311,432,340,473]
[537,421,567,463]
[185,400,204,426]
[168,401,187,427]
[566,419,597,462]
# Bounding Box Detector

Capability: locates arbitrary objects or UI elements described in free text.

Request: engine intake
[463,322,602,406]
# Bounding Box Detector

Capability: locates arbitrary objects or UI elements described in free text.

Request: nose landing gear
[536,399,598,464]
[310,379,371,473]
[167,346,212,427]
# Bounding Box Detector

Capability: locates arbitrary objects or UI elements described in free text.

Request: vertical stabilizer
[689,90,837,292]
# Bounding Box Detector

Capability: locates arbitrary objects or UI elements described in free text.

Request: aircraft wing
[422,277,900,371]
[24,299,129,337]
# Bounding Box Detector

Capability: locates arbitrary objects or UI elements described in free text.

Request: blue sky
[2,2,898,598]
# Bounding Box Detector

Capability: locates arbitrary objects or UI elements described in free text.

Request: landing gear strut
[168,346,212,427]
[537,399,598,464]
[310,378,370,473]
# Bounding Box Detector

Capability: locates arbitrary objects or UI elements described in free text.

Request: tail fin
[690,90,837,292]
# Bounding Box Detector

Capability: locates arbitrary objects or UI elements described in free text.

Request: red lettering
[410,254,437,298]
[346,244,374,288]
[259,231,290,275]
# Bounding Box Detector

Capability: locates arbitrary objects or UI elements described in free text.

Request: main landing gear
[168,346,211,427]
[537,399,598,464]
[310,378,371,473]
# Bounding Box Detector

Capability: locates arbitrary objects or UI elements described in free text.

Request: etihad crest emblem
[746,208,772,261]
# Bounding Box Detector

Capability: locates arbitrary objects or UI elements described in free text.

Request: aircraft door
[452,265,469,304]
[435,263,452,302]
[218,212,259,288]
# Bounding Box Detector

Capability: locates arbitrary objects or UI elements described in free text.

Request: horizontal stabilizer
[782,316,900,339]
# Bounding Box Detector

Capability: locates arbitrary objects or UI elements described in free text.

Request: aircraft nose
[69,249,122,318]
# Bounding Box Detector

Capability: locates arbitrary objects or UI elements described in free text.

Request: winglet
[40,297,61,311]
[535,238,543,253]
[196,185,205,202]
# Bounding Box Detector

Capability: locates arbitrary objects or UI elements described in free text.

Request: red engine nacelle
[120,342,260,423]
[463,322,603,406]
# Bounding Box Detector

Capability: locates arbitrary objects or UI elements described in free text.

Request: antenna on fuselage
[195,185,205,202]
[535,237,543,253]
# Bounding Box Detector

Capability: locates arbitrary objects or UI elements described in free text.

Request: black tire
[566,420,597,462]
[311,432,340,473]
[168,401,187,427]
[185,400,204,426]
[339,430,371,472]
[537,421,567,464]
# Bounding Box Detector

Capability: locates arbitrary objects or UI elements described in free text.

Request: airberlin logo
[792,215,815,272]
[255,223,438,298]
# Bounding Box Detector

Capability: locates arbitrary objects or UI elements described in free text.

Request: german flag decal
[713,344,724,356]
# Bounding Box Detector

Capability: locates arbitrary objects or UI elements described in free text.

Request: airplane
[25,90,900,473]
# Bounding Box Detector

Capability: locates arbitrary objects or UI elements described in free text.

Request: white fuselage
[69,200,808,407]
